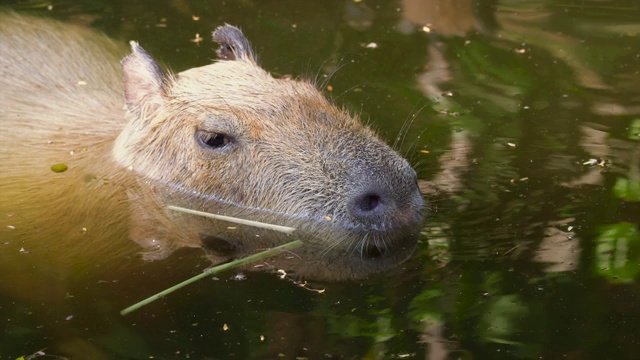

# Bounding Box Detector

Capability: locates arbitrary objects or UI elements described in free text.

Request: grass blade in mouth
[166,205,296,234]
[121,239,303,316]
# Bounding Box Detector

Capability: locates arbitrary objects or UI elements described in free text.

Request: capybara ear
[213,24,256,62]
[121,41,166,117]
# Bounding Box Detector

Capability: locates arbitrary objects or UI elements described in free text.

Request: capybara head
[113,25,425,279]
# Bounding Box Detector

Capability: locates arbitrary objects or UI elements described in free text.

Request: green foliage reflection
[595,222,640,283]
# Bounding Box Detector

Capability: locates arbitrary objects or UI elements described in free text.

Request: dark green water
[1,0,640,359]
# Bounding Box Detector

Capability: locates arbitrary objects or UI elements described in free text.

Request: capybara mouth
[362,242,386,260]
[259,208,423,274]
[199,234,237,256]
[347,225,422,261]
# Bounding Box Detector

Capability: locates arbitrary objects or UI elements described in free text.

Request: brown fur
[0,12,424,281]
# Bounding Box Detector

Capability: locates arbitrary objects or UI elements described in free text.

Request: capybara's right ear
[121,41,166,117]
[213,24,256,63]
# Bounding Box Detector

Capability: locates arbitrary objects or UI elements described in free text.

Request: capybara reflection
[0,12,424,280]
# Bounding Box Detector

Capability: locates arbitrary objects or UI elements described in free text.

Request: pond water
[1,0,640,359]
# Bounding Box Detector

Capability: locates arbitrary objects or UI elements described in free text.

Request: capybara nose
[349,177,423,227]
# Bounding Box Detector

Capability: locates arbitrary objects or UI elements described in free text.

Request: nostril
[352,191,385,219]
[350,186,392,220]
[359,193,381,212]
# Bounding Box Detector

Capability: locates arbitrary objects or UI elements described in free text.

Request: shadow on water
[1,0,640,359]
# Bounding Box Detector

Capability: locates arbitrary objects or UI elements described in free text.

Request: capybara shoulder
[0,13,424,280]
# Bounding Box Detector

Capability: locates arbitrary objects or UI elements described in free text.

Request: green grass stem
[120,239,303,316]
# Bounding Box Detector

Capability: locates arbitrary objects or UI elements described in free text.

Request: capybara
[0,12,424,281]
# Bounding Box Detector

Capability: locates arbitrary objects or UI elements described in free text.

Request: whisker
[317,58,349,90]
[333,82,367,101]
[394,103,427,150]
[358,233,371,261]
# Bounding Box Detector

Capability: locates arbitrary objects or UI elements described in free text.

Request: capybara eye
[196,130,232,150]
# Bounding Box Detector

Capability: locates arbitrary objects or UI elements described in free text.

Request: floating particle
[51,163,68,173]
[190,33,203,45]
[232,273,246,281]
[277,269,288,279]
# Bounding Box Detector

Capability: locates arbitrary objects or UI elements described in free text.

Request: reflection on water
[1,0,640,359]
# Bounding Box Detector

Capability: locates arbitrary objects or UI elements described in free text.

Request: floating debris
[50,163,68,173]
[277,269,288,279]
[231,273,247,281]
[583,158,608,167]
[190,33,203,45]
